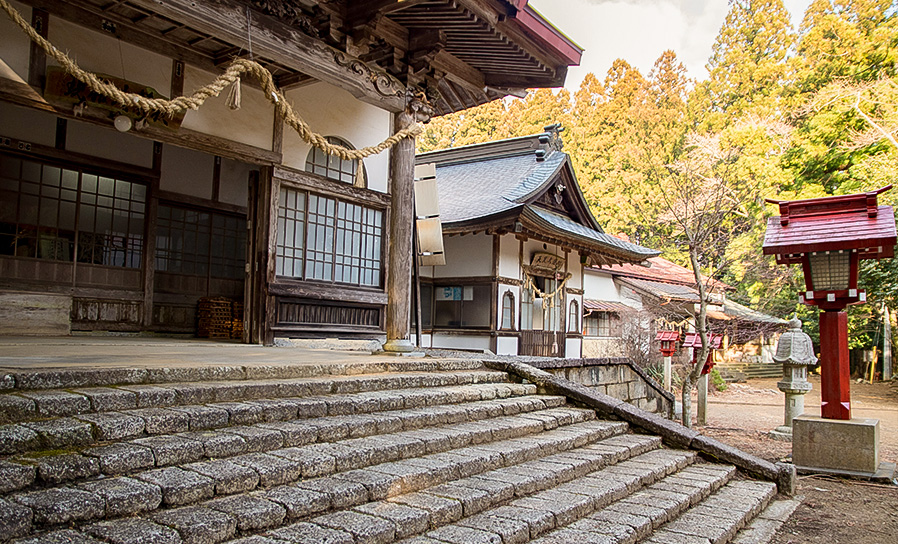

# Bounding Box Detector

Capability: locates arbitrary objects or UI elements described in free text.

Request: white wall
[497,234,520,279]
[282,82,392,193]
[0,1,30,83]
[67,118,154,169]
[429,333,491,352]
[49,18,171,99]
[583,268,620,302]
[219,157,253,207]
[567,250,582,289]
[565,337,582,358]
[430,233,493,278]
[496,336,518,356]
[0,102,57,147]
[181,65,273,151]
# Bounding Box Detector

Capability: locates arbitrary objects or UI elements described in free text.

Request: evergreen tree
[704,0,795,122]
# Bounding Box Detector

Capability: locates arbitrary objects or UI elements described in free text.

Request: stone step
[644,479,778,544]
[4,419,638,542]
[407,453,711,544]
[0,395,573,494]
[0,369,512,424]
[227,434,667,544]
[3,406,613,534]
[0,382,548,456]
[730,498,801,544]
[0,359,487,393]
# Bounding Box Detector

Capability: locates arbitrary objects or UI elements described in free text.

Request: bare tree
[639,118,790,427]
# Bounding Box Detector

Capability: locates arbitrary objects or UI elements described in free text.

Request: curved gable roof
[416,130,659,265]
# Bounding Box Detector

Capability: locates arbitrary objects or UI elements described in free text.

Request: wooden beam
[28,7,48,88]
[127,0,407,112]
[273,166,391,209]
[0,76,282,166]
[20,0,219,73]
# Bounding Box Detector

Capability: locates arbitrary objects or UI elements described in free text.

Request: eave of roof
[521,206,658,263]
[510,4,584,66]
[583,300,635,312]
[762,205,897,260]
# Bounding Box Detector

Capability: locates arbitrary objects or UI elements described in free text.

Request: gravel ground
[698,376,898,544]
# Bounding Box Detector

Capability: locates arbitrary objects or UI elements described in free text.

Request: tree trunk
[681,373,694,428]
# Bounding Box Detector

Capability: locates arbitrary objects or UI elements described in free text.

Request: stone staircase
[716,362,782,381]
[0,358,798,544]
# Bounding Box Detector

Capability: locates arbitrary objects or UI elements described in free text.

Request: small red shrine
[682,332,723,375]
[763,187,897,419]
[655,330,680,357]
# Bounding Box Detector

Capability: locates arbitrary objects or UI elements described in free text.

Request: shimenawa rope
[0,0,423,160]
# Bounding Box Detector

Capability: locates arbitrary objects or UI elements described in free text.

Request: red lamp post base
[819,310,851,420]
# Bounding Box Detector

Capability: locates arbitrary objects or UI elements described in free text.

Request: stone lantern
[770,318,817,440]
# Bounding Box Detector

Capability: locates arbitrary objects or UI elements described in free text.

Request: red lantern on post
[655,330,679,357]
[682,332,722,374]
[655,330,680,391]
[763,187,897,420]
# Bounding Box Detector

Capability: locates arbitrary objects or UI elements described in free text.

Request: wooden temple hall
[0,0,582,349]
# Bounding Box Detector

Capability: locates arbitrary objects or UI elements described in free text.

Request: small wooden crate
[197,297,233,339]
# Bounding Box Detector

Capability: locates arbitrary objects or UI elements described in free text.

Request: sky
[528,0,813,92]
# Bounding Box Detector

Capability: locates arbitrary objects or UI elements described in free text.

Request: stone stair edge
[0,372,525,428]
[486,359,797,496]
[4,417,638,538]
[0,392,579,488]
[0,358,489,392]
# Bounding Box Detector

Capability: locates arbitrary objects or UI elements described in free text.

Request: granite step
[0,382,552,456]
[392,448,702,544]
[0,369,512,424]
[0,359,488,393]
[643,479,778,544]
[0,395,576,494]
[2,407,613,535]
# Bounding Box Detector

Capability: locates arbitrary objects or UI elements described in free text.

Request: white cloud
[528,0,810,91]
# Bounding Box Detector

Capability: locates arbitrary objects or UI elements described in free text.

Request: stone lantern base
[792,416,895,481]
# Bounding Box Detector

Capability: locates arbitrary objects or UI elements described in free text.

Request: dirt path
[696,376,898,544]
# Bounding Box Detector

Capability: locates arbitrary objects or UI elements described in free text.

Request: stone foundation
[792,416,880,475]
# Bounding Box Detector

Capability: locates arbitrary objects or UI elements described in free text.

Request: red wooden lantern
[682,332,722,374]
[763,187,897,420]
[655,330,680,357]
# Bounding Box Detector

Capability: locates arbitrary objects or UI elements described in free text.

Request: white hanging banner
[414,163,446,266]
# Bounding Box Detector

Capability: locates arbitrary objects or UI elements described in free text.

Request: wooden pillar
[820,310,851,419]
[697,372,708,426]
[383,109,416,353]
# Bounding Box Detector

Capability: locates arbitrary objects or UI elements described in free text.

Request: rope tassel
[226,76,242,110]
[0,0,424,158]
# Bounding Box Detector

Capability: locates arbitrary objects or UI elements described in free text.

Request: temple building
[415,128,659,357]
[0,0,581,348]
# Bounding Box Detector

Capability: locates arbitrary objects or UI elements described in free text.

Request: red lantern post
[763,187,897,420]
[655,330,680,391]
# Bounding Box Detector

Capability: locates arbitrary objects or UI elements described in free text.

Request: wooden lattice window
[155,205,246,279]
[276,186,383,287]
[305,136,366,187]
[0,153,145,268]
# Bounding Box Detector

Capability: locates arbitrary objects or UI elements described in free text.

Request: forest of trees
[417,0,898,350]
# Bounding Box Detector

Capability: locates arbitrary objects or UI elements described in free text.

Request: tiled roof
[601,256,732,291]
[620,277,702,302]
[722,299,788,325]
[418,132,659,264]
[524,207,658,259]
[583,300,635,312]
[427,148,566,224]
